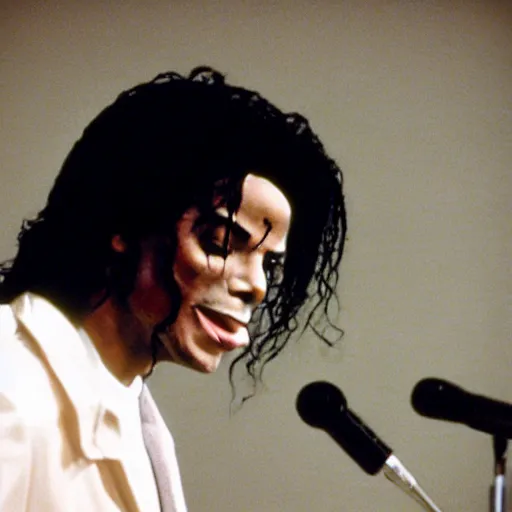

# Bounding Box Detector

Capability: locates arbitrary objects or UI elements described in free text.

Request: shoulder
[0,305,33,503]
[0,302,60,428]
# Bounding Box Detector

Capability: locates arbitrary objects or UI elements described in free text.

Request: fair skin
[82,174,292,386]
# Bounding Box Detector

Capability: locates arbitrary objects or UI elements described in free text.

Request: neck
[81,298,154,386]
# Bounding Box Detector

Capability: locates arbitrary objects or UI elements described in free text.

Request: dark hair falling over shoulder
[0,66,347,393]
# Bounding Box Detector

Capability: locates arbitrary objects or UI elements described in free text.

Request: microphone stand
[383,455,443,512]
[490,435,507,512]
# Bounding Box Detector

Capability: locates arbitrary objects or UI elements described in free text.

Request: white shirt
[78,328,161,512]
[0,293,187,512]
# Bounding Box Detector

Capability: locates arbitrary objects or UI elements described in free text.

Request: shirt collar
[77,326,143,406]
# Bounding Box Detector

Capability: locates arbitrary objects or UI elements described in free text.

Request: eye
[199,226,232,258]
[263,253,285,285]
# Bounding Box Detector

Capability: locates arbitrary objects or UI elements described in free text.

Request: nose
[227,254,267,306]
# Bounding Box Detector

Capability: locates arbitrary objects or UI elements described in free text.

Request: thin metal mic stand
[383,455,443,512]
[490,436,507,512]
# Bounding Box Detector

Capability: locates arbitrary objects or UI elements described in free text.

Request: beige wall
[1,1,511,510]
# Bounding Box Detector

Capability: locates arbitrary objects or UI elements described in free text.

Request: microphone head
[411,377,468,423]
[412,377,512,438]
[296,381,347,429]
[296,381,392,475]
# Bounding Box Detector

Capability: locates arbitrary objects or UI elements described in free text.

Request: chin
[190,357,221,374]
[185,342,224,373]
[170,351,222,374]
[158,333,222,374]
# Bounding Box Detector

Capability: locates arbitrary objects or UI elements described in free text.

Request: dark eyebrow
[209,211,251,243]
[210,211,287,257]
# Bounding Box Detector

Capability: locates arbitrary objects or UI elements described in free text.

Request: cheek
[173,240,225,291]
[130,253,173,323]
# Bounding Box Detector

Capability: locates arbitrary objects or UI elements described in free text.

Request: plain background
[1,1,511,510]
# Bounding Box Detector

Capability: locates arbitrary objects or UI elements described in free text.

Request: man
[0,67,347,511]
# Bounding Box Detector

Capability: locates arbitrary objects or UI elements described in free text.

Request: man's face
[128,173,292,373]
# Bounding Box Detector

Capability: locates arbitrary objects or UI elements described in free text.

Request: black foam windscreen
[296,381,392,475]
[411,377,512,438]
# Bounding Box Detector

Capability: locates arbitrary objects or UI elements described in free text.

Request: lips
[194,306,249,350]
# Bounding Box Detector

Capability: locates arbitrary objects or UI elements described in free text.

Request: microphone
[411,378,512,439]
[296,380,391,474]
[296,381,443,512]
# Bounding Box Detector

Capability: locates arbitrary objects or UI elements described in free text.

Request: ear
[111,234,127,253]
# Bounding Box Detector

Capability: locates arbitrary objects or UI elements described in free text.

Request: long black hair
[0,66,347,388]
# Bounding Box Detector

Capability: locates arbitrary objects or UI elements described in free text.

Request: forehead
[240,174,291,221]
[216,174,292,251]
[200,174,292,251]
